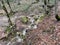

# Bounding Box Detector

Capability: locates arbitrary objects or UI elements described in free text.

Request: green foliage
[5,26,12,34]
[21,16,29,24]
[55,14,60,21]
[8,11,15,17]
[37,14,45,22]
[20,34,26,40]
[5,24,17,39]
[39,14,45,20]
[58,15,60,19]
[5,24,14,33]
[34,17,38,21]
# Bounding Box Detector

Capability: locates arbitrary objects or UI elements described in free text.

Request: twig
[1,0,13,26]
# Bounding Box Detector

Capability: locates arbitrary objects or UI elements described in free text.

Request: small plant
[5,26,12,34]
[55,14,60,21]
[5,26,16,38]
[20,16,29,24]
[35,14,45,23]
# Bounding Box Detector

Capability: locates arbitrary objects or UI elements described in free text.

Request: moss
[5,26,12,34]
[21,16,29,24]
[36,14,45,23]
[40,14,45,20]
[58,16,60,19]
[5,24,15,34]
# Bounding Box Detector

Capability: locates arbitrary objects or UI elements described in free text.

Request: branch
[6,0,13,12]
[1,0,13,26]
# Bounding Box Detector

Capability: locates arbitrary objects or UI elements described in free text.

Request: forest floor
[23,2,60,45]
[25,11,59,45]
[0,1,60,45]
[0,7,59,45]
